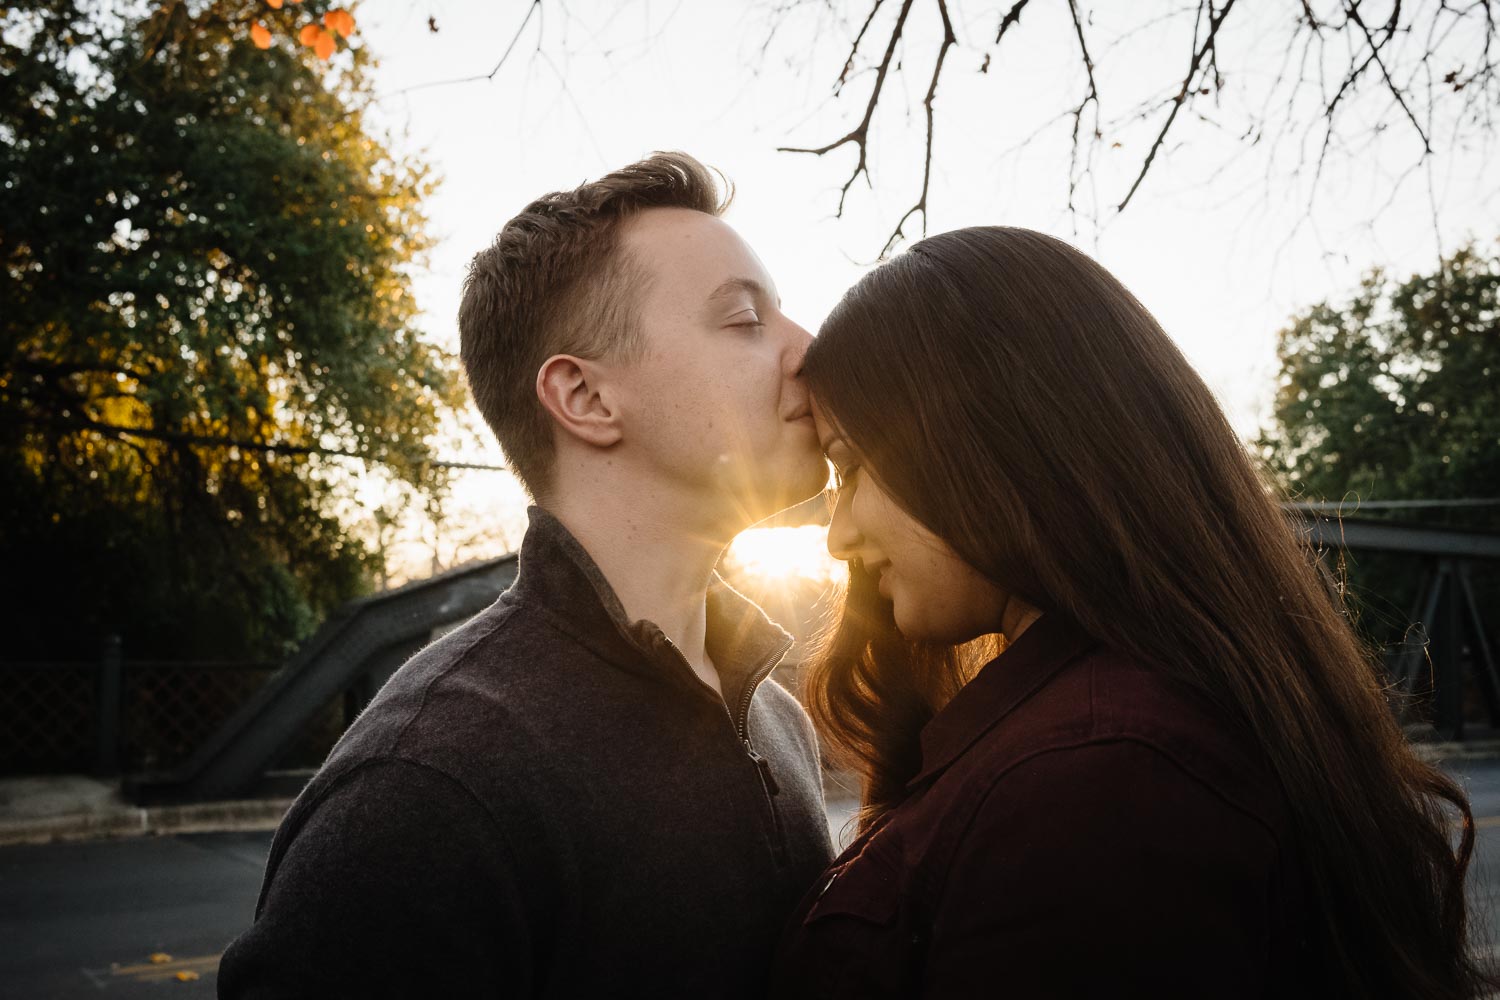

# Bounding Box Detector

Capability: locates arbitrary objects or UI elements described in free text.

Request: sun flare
[723,526,843,586]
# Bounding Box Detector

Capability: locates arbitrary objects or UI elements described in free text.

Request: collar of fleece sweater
[508,505,795,716]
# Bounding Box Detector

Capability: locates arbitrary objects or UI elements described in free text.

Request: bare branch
[1343,0,1433,152]
[838,0,888,93]
[376,0,542,101]
[1312,49,1381,188]
[1067,1,1101,113]
[779,0,917,217]
[438,0,1500,249]
[1065,0,1102,219]
[1117,0,1239,213]
[995,0,1031,45]
[1299,0,1323,32]
[883,0,956,255]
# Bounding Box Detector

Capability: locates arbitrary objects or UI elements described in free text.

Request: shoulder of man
[750,674,820,762]
[219,755,541,999]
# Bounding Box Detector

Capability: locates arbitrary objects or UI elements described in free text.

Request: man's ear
[535,354,624,448]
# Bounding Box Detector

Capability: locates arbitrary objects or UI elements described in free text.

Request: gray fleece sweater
[218,507,833,999]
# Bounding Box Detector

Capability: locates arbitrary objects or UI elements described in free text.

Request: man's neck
[544,490,740,696]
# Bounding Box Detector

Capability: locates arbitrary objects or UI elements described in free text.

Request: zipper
[653,628,795,864]
[733,635,794,741]
[746,741,787,864]
[734,636,793,866]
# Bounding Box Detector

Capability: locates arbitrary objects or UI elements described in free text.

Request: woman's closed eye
[831,461,860,491]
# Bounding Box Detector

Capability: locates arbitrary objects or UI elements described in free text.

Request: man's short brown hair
[458,152,731,500]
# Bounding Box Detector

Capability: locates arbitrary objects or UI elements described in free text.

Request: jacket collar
[508,506,793,707]
[908,612,1096,788]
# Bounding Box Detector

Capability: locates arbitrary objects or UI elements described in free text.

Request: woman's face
[815,401,1020,644]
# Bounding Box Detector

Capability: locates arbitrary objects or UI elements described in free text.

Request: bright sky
[346,1,1497,579]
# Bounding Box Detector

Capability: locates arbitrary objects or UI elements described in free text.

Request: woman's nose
[825,489,862,562]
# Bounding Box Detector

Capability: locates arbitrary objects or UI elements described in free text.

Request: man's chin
[737,458,829,527]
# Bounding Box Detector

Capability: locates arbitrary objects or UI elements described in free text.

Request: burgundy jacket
[769,613,1316,998]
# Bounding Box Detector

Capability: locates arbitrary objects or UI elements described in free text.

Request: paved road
[1,831,269,998]
[4,766,1500,997]
[1444,758,1500,950]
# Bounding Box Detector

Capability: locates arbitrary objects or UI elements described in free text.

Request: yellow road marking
[112,954,220,981]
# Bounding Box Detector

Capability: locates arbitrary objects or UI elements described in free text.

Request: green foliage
[1260,244,1500,641]
[1,0,462,659]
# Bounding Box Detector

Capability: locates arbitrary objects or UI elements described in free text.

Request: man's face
[609,207,826,525]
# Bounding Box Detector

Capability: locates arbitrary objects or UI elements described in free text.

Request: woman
[769,228,1490,998]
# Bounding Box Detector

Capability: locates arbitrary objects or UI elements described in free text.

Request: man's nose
[782,318,814,373]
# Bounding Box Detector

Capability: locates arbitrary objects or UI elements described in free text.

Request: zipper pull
[745,743,780,796]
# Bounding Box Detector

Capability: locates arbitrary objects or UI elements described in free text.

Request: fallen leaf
[250,23,272,49]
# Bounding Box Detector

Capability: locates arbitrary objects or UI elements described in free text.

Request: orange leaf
[335,10,355,35]
[322,10,337,30]
[250,23,272,48]
[266,0,283,8]
[298,23,320,46]
[149,954,172,964]
[314,29,335,60]
[175,971,200,982]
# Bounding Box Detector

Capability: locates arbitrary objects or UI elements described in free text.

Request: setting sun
[723,526,843,586]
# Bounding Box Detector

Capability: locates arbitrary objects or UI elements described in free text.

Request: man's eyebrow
[705,277,778,308]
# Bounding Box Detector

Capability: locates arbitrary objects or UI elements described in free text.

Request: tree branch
[1066,0,1102,219]
[995,0,1031,44]
[779,0,917,217]
[1117,0,1239,213]
[838,0,889,94]
[375,0,542,101]
[883,0,956,255]
[1343,0,1433,152]
[32,416,510,471]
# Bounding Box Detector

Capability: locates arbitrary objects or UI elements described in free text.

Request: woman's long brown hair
[801,227,1491,998]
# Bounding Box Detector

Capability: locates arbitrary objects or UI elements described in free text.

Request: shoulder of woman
[958,736,1287,872]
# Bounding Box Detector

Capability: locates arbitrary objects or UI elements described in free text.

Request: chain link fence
[0,662,97,774]
[120,661,279,772]
[0,645,347,775]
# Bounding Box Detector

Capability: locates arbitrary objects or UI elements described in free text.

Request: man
[218,152,834,998]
